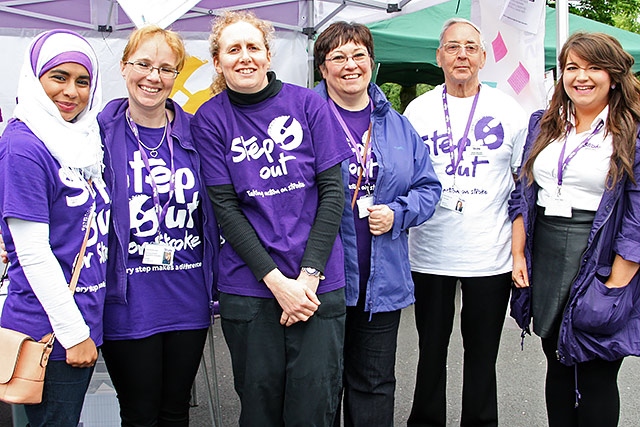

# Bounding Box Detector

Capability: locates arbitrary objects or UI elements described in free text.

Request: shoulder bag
[0,210,94,404]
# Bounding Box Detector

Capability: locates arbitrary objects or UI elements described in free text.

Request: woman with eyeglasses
[313,22,441,426]
[0,29,108,426]
[98,25,218,426]
[403,18,528,427]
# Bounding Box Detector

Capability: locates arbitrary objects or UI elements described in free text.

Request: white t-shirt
[534,107,612,211]
[404,84,528,276]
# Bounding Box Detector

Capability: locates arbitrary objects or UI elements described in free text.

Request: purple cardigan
[508,110,640,365]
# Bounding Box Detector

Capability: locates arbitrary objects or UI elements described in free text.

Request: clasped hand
[264,269,321,327]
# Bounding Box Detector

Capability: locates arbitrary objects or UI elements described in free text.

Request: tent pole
[556,0,569,75]
[306,0,315,88]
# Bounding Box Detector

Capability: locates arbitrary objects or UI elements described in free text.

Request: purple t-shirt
[192,84,351,298]
[0,120,109,360]
[102,124,210,340]
[335,104,379,294]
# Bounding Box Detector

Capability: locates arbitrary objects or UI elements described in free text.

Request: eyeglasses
[441,43,482,55]
[125,61,180,79]
[324,52,370,65]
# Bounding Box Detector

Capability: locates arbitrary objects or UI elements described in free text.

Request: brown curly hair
[208,10,274,96]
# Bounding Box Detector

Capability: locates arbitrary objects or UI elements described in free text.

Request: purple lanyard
[557,119,604,187]
[126,109,176,226]
[328,98,374,184]
[442,85,480,173]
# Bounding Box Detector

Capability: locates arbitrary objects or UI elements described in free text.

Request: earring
[611,83,617,90]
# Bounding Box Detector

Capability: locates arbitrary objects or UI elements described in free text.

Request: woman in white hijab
[0,29,109,427]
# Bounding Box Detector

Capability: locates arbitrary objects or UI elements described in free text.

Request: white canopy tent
[0,0,446,130]
[0,0,447,86]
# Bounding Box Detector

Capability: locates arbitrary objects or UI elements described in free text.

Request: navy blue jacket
[314,81,441,314]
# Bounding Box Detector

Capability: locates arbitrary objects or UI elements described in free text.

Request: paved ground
[188,284,640,427]
[2,284,640,426]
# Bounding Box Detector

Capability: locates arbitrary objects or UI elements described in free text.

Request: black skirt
[531,206,595,338]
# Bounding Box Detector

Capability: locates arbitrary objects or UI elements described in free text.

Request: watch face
[302,267,325,280]
[304,267,320,276]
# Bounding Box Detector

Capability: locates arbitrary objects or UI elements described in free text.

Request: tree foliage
[548,0,640,33]
[380,83,432,113]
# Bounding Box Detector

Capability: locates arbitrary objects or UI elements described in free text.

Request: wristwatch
[301,266,325,280]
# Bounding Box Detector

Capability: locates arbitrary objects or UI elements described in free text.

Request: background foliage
[549,0,640,33]
[379,83,432,113]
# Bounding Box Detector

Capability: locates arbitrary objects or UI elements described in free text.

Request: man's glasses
[441,43,482,55]
[324,52,370,65]
[124,61,180,79]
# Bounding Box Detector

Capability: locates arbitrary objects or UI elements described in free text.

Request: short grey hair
[439,18,485,49]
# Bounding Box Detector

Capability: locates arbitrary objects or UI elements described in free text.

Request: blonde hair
[208,10,274,96]
[122,25,187,71]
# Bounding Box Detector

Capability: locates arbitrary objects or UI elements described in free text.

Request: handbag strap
[68,207,95,294]
[47,205,95,344]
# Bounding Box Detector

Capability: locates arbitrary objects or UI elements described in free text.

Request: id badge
[142,243,175,266]
[440,193,465,214]
[356,195,374,219]
[469,145,488,158]
[544,196,572,218]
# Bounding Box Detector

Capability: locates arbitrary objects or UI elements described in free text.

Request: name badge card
[142,243,175,266]
[469,145,488,158]
[545,195,572,218]
[440,193,465,214]
[356,195,374,219]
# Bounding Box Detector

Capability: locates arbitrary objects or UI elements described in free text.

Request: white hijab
[13,30,104,180]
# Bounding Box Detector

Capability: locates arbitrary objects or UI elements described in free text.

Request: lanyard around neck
[328,98,374,170]
[557,119,604,187]
[126,109,176,227]
[327,98,375,208]
[442,85,480,176]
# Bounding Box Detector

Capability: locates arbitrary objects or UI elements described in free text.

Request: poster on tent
[0,30,307,133]
[472,0,547,114]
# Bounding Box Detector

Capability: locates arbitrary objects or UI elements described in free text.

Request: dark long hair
[522,32,640,187]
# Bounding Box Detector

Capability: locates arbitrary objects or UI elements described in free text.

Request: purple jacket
[508,110,640,365]
[98,98,219,314]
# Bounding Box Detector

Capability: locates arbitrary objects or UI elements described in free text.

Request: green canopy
[368,0,640,86]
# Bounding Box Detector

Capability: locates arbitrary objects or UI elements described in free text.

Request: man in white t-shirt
[404,18,527,427]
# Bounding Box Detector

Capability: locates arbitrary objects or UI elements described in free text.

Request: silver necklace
[126,111,167,158]
[138,122,166,158]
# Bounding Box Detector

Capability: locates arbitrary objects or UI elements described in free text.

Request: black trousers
[335,302,402,427]
[220,289,345,427]
[408,272,511,427]
[541,334,623,427]
[102,328,208,427]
